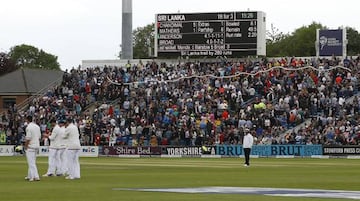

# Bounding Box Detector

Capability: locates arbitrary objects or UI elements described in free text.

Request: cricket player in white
[57,120,68,176]
[64,118,81,180]
[24,116,41,182]
[43,119,65,176]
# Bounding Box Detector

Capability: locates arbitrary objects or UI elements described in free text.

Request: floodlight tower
[121,0,133,59]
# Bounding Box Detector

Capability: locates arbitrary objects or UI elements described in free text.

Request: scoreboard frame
[154,11,266,58]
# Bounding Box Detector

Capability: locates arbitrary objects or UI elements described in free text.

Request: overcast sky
[1,0,359,70]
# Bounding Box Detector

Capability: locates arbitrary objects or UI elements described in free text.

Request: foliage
[132,23,155,59]
[8,44,60,70]
[266,24,290,57]
[288,22,324,56]
[266,23,289,44]
[266,22,325,57]
[346,27,360,56]
[0,52,18,76]
[267,23,360,57]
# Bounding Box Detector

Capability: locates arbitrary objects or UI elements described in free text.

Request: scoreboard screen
[155,11,266,58]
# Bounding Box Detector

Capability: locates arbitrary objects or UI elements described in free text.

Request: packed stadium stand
[1,56,360,147]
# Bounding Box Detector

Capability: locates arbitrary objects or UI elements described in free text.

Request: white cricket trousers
[67,149,81,178]
[46,148,57,175]
[57,148,66,175]
[26,148,39,179]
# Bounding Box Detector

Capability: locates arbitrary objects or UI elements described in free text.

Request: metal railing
[15,75,63,113]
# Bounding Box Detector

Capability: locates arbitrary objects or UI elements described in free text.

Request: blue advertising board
[318,29,343,56]
[216,145,323,156]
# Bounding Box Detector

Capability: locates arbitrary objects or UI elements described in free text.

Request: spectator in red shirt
[222,110,229,120]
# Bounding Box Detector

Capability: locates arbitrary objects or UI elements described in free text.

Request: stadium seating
[1,56,360,146]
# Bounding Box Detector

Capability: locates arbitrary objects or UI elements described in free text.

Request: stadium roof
[0,68,64,95]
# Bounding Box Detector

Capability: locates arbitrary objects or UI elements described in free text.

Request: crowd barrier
[1,145,360,158]
[0,145,15,156]
[0,145,99,157]
[38,146,99,157]
[100,145,323,157]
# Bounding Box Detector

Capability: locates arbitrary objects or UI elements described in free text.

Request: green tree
[346,27,360,56]
[132,23,155,59]
[0,52,17,76]
[266,23,288,44]
[289,22,325,56]
[266,22,326,57]
[9,44,60,70]
[266,24,290,56]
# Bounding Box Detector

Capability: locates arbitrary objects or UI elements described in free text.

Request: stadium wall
[2,145,360,158]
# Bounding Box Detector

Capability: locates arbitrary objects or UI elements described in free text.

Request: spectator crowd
[1,55,360,147]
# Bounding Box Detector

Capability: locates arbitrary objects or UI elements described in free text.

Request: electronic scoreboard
[155,11,266,58]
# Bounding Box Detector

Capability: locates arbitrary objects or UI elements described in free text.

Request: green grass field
[0,156,359,201]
